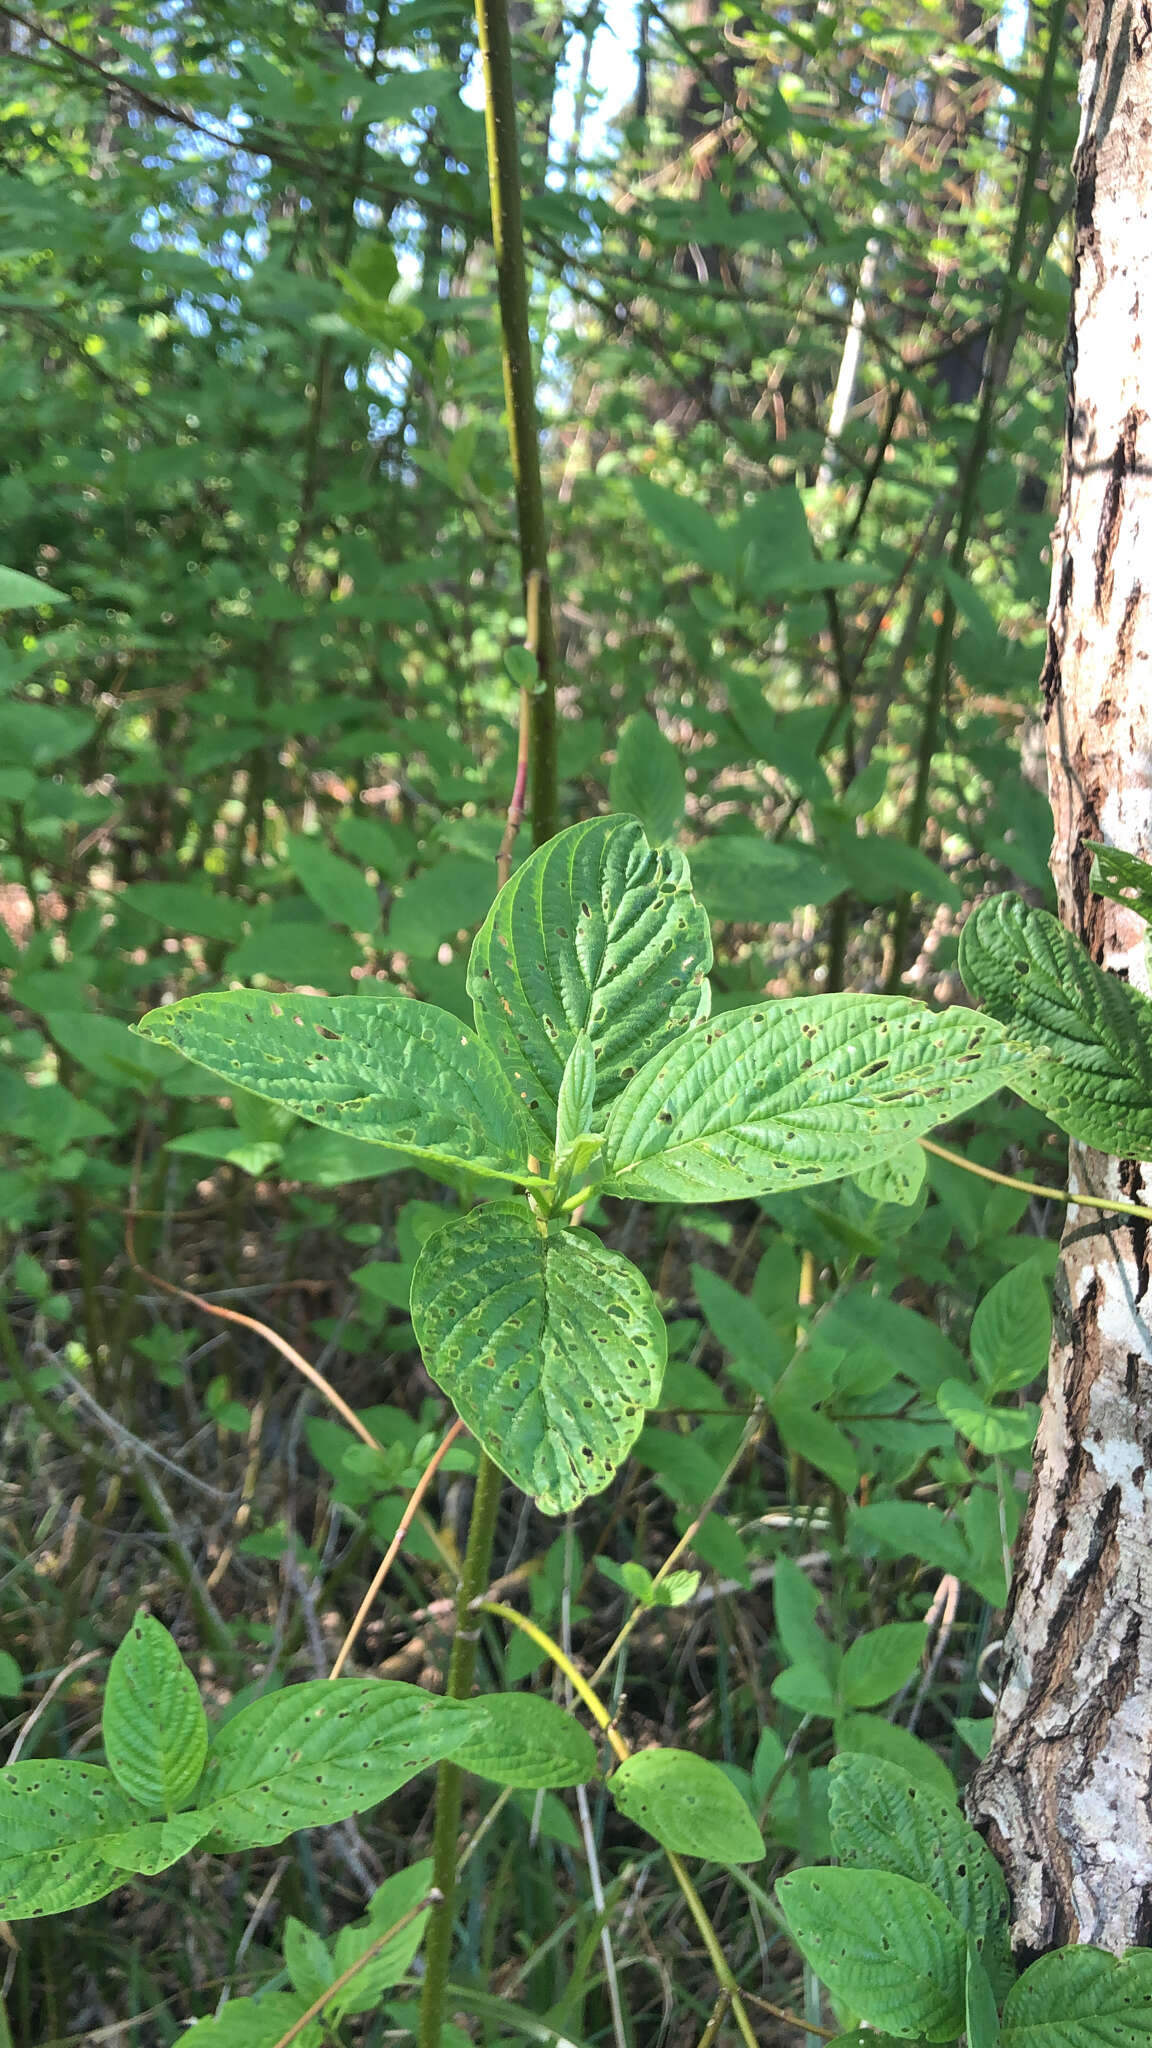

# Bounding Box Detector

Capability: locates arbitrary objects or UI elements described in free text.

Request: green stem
[885,0,1068,990]
[475,0,559,844]
[419,0,559,2033]
[417,1448,504,2048]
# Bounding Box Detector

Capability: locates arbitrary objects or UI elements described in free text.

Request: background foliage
[0,0,1079,2039]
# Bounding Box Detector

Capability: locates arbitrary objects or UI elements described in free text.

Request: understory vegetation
[0,0,1127,2043]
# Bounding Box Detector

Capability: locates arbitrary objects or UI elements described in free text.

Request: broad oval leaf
[196,1680,485,1851]
[411,1201,666,1514]
[959,893,1152,1155]
[603,996,1028,1202]
[838,1622,927,1709]
[0,1762,136,1920]
[467,815,712,1142]
[102,1611,208,1813]
[136,990,534,1189]
[611,1748,765,1863]
[829,1755,1012,1996]
[936,1377,1040,1454]
[970,1264,1051,1395]
[777,1865,966,2041]
[1002,1945,1152,2048]
[451,1693,598,1789]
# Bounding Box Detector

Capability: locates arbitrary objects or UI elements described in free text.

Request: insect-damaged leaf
[410,1200,666,1514]
[602,995,1029,1201]
[136,990,535,1189]
[467,815,712,1145]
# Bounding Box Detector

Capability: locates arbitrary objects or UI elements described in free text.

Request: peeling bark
[968,0,1152,1956]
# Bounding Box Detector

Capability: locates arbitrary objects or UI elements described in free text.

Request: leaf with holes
[0,1763,138,1920]
[1087,843,1152,928]
[777,1865,966,2040]
[410,1201,666,1514]
[611,1748,765,1862]
[195,1681,486,1851]
[467,815,712,1144]
[1001,1945,1152,2048]
[853,1141,927,1206]
[960,894,1152,1155]
[830,1756,1012,1997]
[102,1612,208,1813]
[450,1693,598,1789]
[136,991,536,1190]
[602,996,1029,1201]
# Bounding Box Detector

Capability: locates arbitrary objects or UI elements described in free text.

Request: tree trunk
[968,3,1152,1956]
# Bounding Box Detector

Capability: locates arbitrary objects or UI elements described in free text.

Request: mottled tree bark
[968,1,1152,1956]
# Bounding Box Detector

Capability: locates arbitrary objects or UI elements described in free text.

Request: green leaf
[772,1663,839,1718]
[0,565,68,608]
[100,1809,210,1875]
[388,854,494,958]
[852,1142,927,1206]
[102,1612,209,1813]
[608,713,685,844]
[467,815,712,1142]
[410,1202,666,1514]
[772,1555,836,1677]
[117,883,249,944]
[136,991,535,1190]
[284,1915,334,2002]
[829,1756,1012,1995]
[330,1860,436,2018]
[777,1866,966,2041]
[450,1693,598,1788]
[689,837,844,926]
[286,832,382,934]
[196,1680,484,1851]
[967,1939,1002,2048]
[833,834,963,910]
[692,1262,787,1392]
[1087,843,1152,926]
[555,1029,597,1154]
[936,1378,1039,1454]
[181,1993,322,2045]
[774,1400,860,1492]
[834,1716,958,1802]
[1002,1945,1152,2048]
[603,996,1026,1202]
[0,699,94,768]
[959,894,1152,1155]
[0,1762,137,1919]
[611,1748,765,1862]
[971,1266,1051,1395]
[224,920,364,989]
[838,1623,927,1709]
[849,1501,973,1579]
[630,477,732,575]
